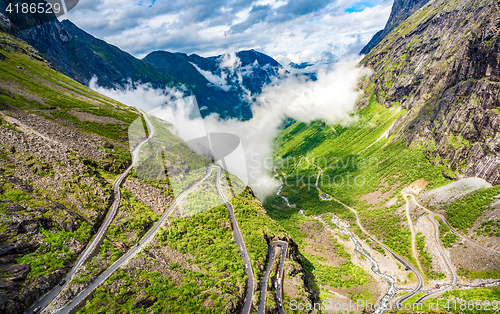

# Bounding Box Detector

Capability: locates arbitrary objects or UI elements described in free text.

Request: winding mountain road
[403,193,500,304]
[332,193,424,309]
[278,155,500,310]
[214,167,255,314]
[292,158,424,310]
[407,194,500,257]
[403,193,425,276]
[417,215,457,303]
[27,112,155,314]
[48,164,257,314]
[55,166,216,314]
[402,192,457,304]
[30,110,256,314]
[257,241,288,314]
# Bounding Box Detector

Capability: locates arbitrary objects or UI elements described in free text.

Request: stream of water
[275,183,396,314]
[276,185,291,207]
[328,217,396,314]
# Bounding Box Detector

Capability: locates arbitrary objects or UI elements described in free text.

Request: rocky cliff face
[361,0,430,55]
[0,12,14,35]
[361,0,500,184]
[0,0,57,33]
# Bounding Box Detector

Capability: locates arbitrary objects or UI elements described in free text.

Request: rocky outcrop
[361,0,430,55]
[19,269,67,310]
[3,110,107,161]
[261,233,319,311]
[361,0,500,185]
[123,178,172,214]
[0,204,73,313]
[0,12,14,35]
[0,0,58,33]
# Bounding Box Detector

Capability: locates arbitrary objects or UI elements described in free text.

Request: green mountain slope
[0,32,310,314]
[269,0,500,310]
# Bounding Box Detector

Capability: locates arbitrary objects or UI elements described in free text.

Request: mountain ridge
[12,18,283,120]
[360,0,500,185]
[360,0,431,55]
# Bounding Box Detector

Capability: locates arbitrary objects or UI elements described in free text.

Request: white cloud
[219,52,242,72]
[88,76,185,112]
[190,63,232,92]
[275,49,318,65]
[90,56,371,199]
[64,1,392,64]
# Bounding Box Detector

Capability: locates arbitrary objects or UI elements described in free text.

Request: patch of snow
[190,62,232,92]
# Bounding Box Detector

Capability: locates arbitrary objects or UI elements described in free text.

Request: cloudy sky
[64,0,393,64]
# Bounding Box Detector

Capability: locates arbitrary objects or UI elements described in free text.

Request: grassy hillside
[0,32,305,313]
[271,91,500,289]
[0,31,146,313]
[273,100,449,261]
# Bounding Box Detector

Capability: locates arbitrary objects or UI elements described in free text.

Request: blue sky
[345,1,376,13]
[64,0,393,65]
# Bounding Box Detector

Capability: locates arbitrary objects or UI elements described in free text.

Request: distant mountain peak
[9,16,283,120]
